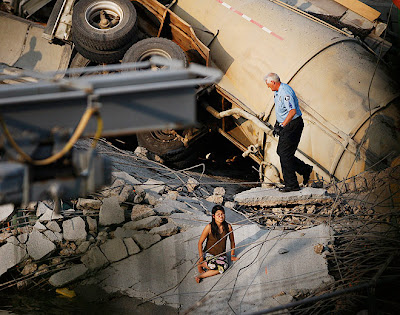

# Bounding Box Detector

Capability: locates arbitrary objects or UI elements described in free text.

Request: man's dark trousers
[277,117,309,188]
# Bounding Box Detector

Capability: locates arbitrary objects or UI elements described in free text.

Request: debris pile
[0,168,216,291]
[289,165,400,314]
[0,140,398,313]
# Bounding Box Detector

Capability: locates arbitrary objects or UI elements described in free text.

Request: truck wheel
[137,131,197,169]
[73,38,131,64]
[72,0,137,51]
[137,130,186,157]
[122,37,188,67]
[131,38,189,168]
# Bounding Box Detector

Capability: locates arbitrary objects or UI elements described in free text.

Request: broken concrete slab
[99,197,125,226]
[6,236,19,246]
[76,241,90,254]
[132,232,161,250]
[81,246,109,271]
[213,187,226,196]
[176,196,220,215]
[44,230,63,243]
[39,209,63,222]
[112,171,141,186]
[123,216,162,231]
[100,238,128,263]
[34,221,47,232]
[46,221,61,233]
[140,179,166,195]
[206,195,223,205]
[131,204,155,221]
[101,179,125,198]
[49,264,88,287]
[17,233,28,244]
[114,227,139,239]
[144,192,162,206]
[84,223,333,313]
[36,201,52,217]
[0,204,14,223]
[224,201,237,209]
[0,242,27,277]
[118,184,134,203]
[153,199,189,216]
[164,190,179,200]
[149,222,179,237]
[123,238,140,255]
[234,187,332,207]
[63,217,87,242]
[170,212,209,230]
[77,198,102,210]
[26,229,56,260]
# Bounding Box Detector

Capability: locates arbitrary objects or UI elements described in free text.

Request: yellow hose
[0,107,103,165]
[91,111,103,148]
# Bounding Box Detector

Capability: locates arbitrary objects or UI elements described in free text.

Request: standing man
[264,73,313,192]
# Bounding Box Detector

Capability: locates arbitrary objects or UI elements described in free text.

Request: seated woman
[196,205,238,283]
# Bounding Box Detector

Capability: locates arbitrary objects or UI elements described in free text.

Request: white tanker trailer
[164,0,400,184]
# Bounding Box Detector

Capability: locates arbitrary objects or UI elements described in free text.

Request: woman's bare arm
[228,224,238,261]
[198,224,210,262]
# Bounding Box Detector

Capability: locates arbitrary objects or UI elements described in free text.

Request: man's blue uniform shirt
[274,83,302,123]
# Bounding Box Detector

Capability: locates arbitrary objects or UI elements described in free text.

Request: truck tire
[122,37,188,67]
[73,39,131,64]
[137,130,186,157]
[72,0,137,51]
[137,131,197,169]
[128,38,190,168]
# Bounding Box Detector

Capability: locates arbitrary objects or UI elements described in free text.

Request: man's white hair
[263,72,280,84]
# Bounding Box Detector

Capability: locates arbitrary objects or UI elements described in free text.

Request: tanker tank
[172,0,400,183]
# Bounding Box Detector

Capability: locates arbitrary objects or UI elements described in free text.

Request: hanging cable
[0,107,103,165]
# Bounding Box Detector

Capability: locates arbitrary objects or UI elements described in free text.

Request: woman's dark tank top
[204,227,227,256]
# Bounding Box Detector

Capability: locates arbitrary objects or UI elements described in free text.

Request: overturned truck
[1,0,399,185]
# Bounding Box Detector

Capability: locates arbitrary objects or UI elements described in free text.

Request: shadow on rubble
[0,285,177,314]
[108,132,260,182]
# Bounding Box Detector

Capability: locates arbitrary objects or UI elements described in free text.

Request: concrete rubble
[0,204,14,223]
[49,264,88,287]
[234,187,332,206]
[0,144,338,313]
[62,217,87,241]
[0,242,27,277]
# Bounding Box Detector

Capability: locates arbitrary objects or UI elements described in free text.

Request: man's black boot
[303,165,313,186]
[278,186,300,192]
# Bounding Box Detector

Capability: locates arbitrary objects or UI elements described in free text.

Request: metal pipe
[203,104,273,135]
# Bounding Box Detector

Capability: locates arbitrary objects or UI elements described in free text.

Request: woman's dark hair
[211,205,229,239]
